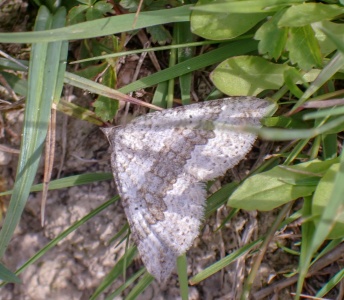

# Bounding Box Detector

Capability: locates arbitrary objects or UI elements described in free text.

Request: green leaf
[94,1,113,14]
[264,115,310,129]
[312,163,344,239]
[319,24,344,56]
[228,158,338,211]
[67,5,88,25]
[74,62,108,80]
[278,3,344,27]
[297,147,344,297]
[191,0,304,13]
[312,21,344,56]
[287,25,322,71]
[210,56,291,96]
[191,0,269,40]
[119,0,140,11]
[255,9,288,60]
[78,0,92,5]
[146,25,172,45]
[86,7,104,21]
[93,67,119,121]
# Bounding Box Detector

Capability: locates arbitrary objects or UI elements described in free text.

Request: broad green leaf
[320,24,344,55]
[74,62,108,80]
[0,71,28,96]
[287,25,322,71]
[297,147,344,298]
[210,56,291,96]
[191,0,269,40]
[255,9,288,60]
[263,115,309,129]
[146,26,172,45]
[94,1,113,14]
[86,7,105,21]
[120,0,181,11]
[93,66,119,121]
[191,0,304,13]
[312,21,344,56]
[78,0,93,5]
[321,134,338,161]
[228,158,338,211]
[278,3,344,27]
[67,5,88,24]
[312,163,344,239]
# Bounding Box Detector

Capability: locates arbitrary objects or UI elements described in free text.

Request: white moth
[102,97,274,282]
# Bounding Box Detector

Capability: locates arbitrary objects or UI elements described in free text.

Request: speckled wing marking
[102,97,273,282]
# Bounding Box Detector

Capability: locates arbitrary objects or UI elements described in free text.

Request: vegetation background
[1,0,344,299]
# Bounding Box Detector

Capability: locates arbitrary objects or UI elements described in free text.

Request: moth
[102,97,274,282]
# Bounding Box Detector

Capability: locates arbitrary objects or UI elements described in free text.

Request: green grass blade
[177,254,189,300]
[73,40,222,64]
[295,196,314,299]
[119,39,259,94]
[189,238,263,284]
[0,263,21,283]
[0,6,66,258]
[90,246,138,300]
[258,116,344,140]
[0,173,113,196]
[294,51,344,109]
[105,268,146,300]
[205,182,238,218]
[316,268,344,298]
[0,5,191,43]
[296,147,344,298]
[125,272,154,300]
[176,22,194,105]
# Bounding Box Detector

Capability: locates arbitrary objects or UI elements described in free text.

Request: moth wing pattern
[102,97,274,282]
